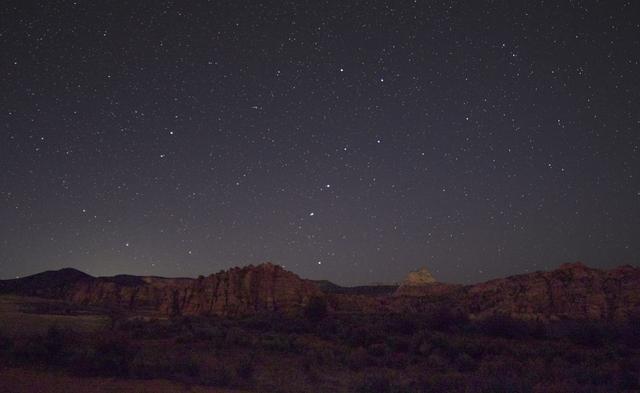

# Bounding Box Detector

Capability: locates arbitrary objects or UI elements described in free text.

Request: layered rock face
[63,263,322,317]
[176,263,322,316]
[462,262,640,320]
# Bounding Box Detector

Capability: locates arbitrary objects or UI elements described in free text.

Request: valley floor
[1,295,639,393]
[0,367,246,393]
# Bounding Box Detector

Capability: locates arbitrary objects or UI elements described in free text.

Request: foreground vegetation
[1,300,639,392]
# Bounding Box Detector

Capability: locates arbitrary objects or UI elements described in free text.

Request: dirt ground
[0,367,248,393]
[0,295,108,335]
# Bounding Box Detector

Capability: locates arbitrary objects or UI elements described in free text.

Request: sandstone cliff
[72,263,321,316]
[461,262,640,320]
[3,261,639,321]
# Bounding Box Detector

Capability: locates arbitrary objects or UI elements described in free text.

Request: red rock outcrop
[66,263,322,317]
[176,263,322,316]
[3,261,639,321]
[461,262,640,320]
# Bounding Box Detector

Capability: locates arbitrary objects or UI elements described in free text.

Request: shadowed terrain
[1,262,639,392]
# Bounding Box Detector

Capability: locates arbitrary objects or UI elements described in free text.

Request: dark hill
[0,267,93,297]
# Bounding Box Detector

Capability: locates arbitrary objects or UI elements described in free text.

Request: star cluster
[1,1,638,284]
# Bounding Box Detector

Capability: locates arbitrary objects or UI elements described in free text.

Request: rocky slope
[460,262,640,321]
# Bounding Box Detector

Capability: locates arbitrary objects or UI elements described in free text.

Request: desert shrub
[615,357,640,390]
[426,307,469,332]
[235,354,256,382]
[8,326,79,367]
[382,351,409,369]
[225,327,254,347]
[244,312,276,331]
[304,296,328,321]
[242,313,312,335]
[410,330,433,356]
[117,318,182,340]
[448,336,486,359]
[475,314,534,339]
[10,337,49,364]
[426,351,449,370]
[569,361,613,387]
[428,333,459,359]
[313,316,343,339]
[355,372,396,393]
[562,321,610,347]
[0,330,11,353]
[421,372,468,393]
[343,324,385,348]
[367,342,388,357]
[347,347,372,370]
[620,315,640,348]
[130,349,199,380]
[455,353,477,372]
[385,335,410,353]
[261,333,299,353]
[305,341,336,365]
[385,314,420,335]
[476,356,533,393]
[42,325,77,363]
[199,363,233,387]
[75,331,137,377]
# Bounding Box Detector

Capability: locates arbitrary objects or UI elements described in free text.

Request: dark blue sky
[1,1,638,285]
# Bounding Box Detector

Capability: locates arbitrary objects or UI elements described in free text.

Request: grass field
[0,295,109,336]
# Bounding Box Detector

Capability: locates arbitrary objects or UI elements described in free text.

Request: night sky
[1,1,639,285]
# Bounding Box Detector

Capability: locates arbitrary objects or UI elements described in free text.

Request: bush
[367,342,388,357]
[117,318,182,340]
[199,363,233,387]
[426,307,469,332]
[475,314,535,339]
[0,330,11,352]
[235,355,255,382]
[620,315,640,348]
[129,348,199,380]
[75,332,137,377]
[455,353,477,372]
[355,372,394,393]
[261,334,299,353]
[305,296,328,321]
[347,347,372,370]
[8,326,78,367]
[225,327,254,347]
[385,335,411,353]
[564,321,610,347]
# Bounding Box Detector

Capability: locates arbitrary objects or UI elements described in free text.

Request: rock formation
[2,263,322,317]
[2,261,639,321]
[461,262,640,320]
[394,266,440,296]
